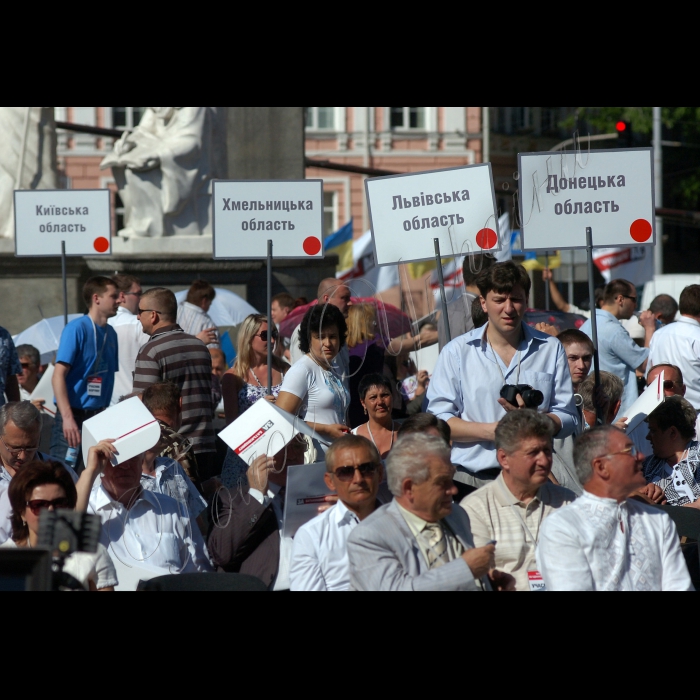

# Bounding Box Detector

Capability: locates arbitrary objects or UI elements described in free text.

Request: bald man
[289,279,352,386]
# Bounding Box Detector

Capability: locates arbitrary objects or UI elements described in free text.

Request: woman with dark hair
[276,304,350,445]
[1,459,117,590]
[351,373,399,460]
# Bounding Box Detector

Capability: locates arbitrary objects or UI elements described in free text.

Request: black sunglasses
[330,462,379,481]
[25,498,71,516]
[663,379,678,390]
[137,308,162,315]
[256,329,279,342]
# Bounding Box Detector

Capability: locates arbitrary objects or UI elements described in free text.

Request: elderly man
[78,439,212,590]
[428,261,578,491]
[346,434,515,591]
[647,285,700,410]
[649,294,679,327]
[536,426,693,591]
[16,344,42,400]
[461,410,575,591]
[108,273,150,405]
[208,436,307,590]
[290,435,382,591]
[580,278,656,416]
[0,402,78,544]
[133,287,217,480]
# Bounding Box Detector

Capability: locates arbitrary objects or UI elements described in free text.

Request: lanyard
[90,318,109,375]
[487,328,521,386]
[510,498,545,546]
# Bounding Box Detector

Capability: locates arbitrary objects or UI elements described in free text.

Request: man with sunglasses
[580,278,656,418]
[536,425,692,591]
[108,274,150,406]
[290,434,383,591]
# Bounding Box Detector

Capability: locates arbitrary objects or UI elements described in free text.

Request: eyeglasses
[255,329,279,342]
[602,445,639,460]
[621,294,637,303]
[137,308,162,315]
[662,380,679,390]
[330,462,379,481]
[0,436,39,457]
[20,362,32,370]
[124,291,143,297]
[25,498,71,516]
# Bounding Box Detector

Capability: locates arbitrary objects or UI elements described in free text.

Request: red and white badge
[87,376,103,397]
[528,570,546,592]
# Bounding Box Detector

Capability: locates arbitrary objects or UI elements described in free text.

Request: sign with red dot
[365,163,500,266]
[213,179,324,259]
[13,189,111,257]
[518,147,655,250]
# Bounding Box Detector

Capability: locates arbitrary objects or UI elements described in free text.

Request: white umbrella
[13,314,83,365]
[174,288,258,327]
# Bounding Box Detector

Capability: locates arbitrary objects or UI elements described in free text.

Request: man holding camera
[428,261,578,492]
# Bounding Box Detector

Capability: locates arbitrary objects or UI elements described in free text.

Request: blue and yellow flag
[325,219,354,273]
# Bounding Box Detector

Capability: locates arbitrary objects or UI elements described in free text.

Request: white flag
[593,245,654,286]
[340,230,400,295]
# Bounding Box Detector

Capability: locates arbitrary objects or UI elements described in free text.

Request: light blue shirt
[580,310,649,416]
[427,322,578,472]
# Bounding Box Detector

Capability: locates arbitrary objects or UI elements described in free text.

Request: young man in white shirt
[290,434,382,591]
[428,261,578,491]
[536,425,693,591]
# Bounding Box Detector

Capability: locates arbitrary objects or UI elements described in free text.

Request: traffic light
[616,120,633,147]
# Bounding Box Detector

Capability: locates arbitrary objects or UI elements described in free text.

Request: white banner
[593,245,655,286]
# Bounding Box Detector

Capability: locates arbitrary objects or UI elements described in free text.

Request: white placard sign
[218,399,328,466]
[212,179,324,259]
[81,397,161,466]
[30,363,56,417]
[518,147,655,250]
[621,370,665,435]
[14,189,111,256]
[282,462,334,538]
[365,164,499,266]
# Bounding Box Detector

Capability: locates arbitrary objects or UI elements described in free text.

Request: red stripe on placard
[115,419,158,441]
[235,428,265,455]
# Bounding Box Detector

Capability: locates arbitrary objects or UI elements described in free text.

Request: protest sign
[212,179,324,259]
[14,189,111,256]
[365,164,499,266]
[518,147,655,250]
[620,370,665,434]
[81,397,161,466]
[282,462,334,538]
[218,399,328,467]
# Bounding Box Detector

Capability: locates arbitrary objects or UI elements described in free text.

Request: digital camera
[499,384,544,409]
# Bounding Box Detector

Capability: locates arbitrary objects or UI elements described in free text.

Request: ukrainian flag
[325,219,354,274]
[521,250,561,271]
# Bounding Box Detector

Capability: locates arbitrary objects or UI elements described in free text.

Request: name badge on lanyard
[528,570,546,591]
[87,376,103,397]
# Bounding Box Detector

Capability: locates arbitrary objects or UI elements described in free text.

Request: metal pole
[482,107,490,164]
[61,240,68,327]
[568,249,575,306]
[544,252,550,310]
[267,239,273,395]
[434,238,451,343]
[586,227,603,425]
[653,107,663,275]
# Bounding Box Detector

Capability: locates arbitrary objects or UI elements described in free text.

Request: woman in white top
[351,373,399,461]
[3,459,117,590]
[276,304,350,443]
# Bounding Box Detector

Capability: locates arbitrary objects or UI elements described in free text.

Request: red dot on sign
[475,228,498,250]
[93,237,109,253]
[629,219,652,243]
[303,236,321,255]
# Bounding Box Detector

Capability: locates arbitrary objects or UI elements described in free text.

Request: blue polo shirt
[55,315,119,410]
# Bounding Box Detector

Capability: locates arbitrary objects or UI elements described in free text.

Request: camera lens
[521,389,544,408]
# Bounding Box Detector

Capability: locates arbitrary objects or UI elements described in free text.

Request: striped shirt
[177,302,219,348]
[133,324,215,453]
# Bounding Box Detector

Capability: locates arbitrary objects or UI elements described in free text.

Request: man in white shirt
[536,425,693,591]
[290,434,382,591]
[461,410,575,591]
[109,274,150,405]
[647,284,700,410]
[83,440,212,590]
[428,261,579,490]
[176,279,219,348]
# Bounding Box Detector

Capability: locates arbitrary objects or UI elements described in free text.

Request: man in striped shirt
[133,287,218,480]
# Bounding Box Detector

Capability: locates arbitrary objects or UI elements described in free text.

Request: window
[112,107,146,130]
[305,107,336,130]
[323,191,337,237]
[390,107,425,130]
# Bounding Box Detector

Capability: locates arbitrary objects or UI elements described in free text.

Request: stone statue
[0,107,58,238]
[101,107,226,238]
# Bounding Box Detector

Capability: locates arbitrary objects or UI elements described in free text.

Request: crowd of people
[0,257,699,592]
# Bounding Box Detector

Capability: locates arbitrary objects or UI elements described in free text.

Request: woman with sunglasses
[0,459,117,590]
[351,373,399,461]
[220,314,289,488]
[276,304,350,447]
